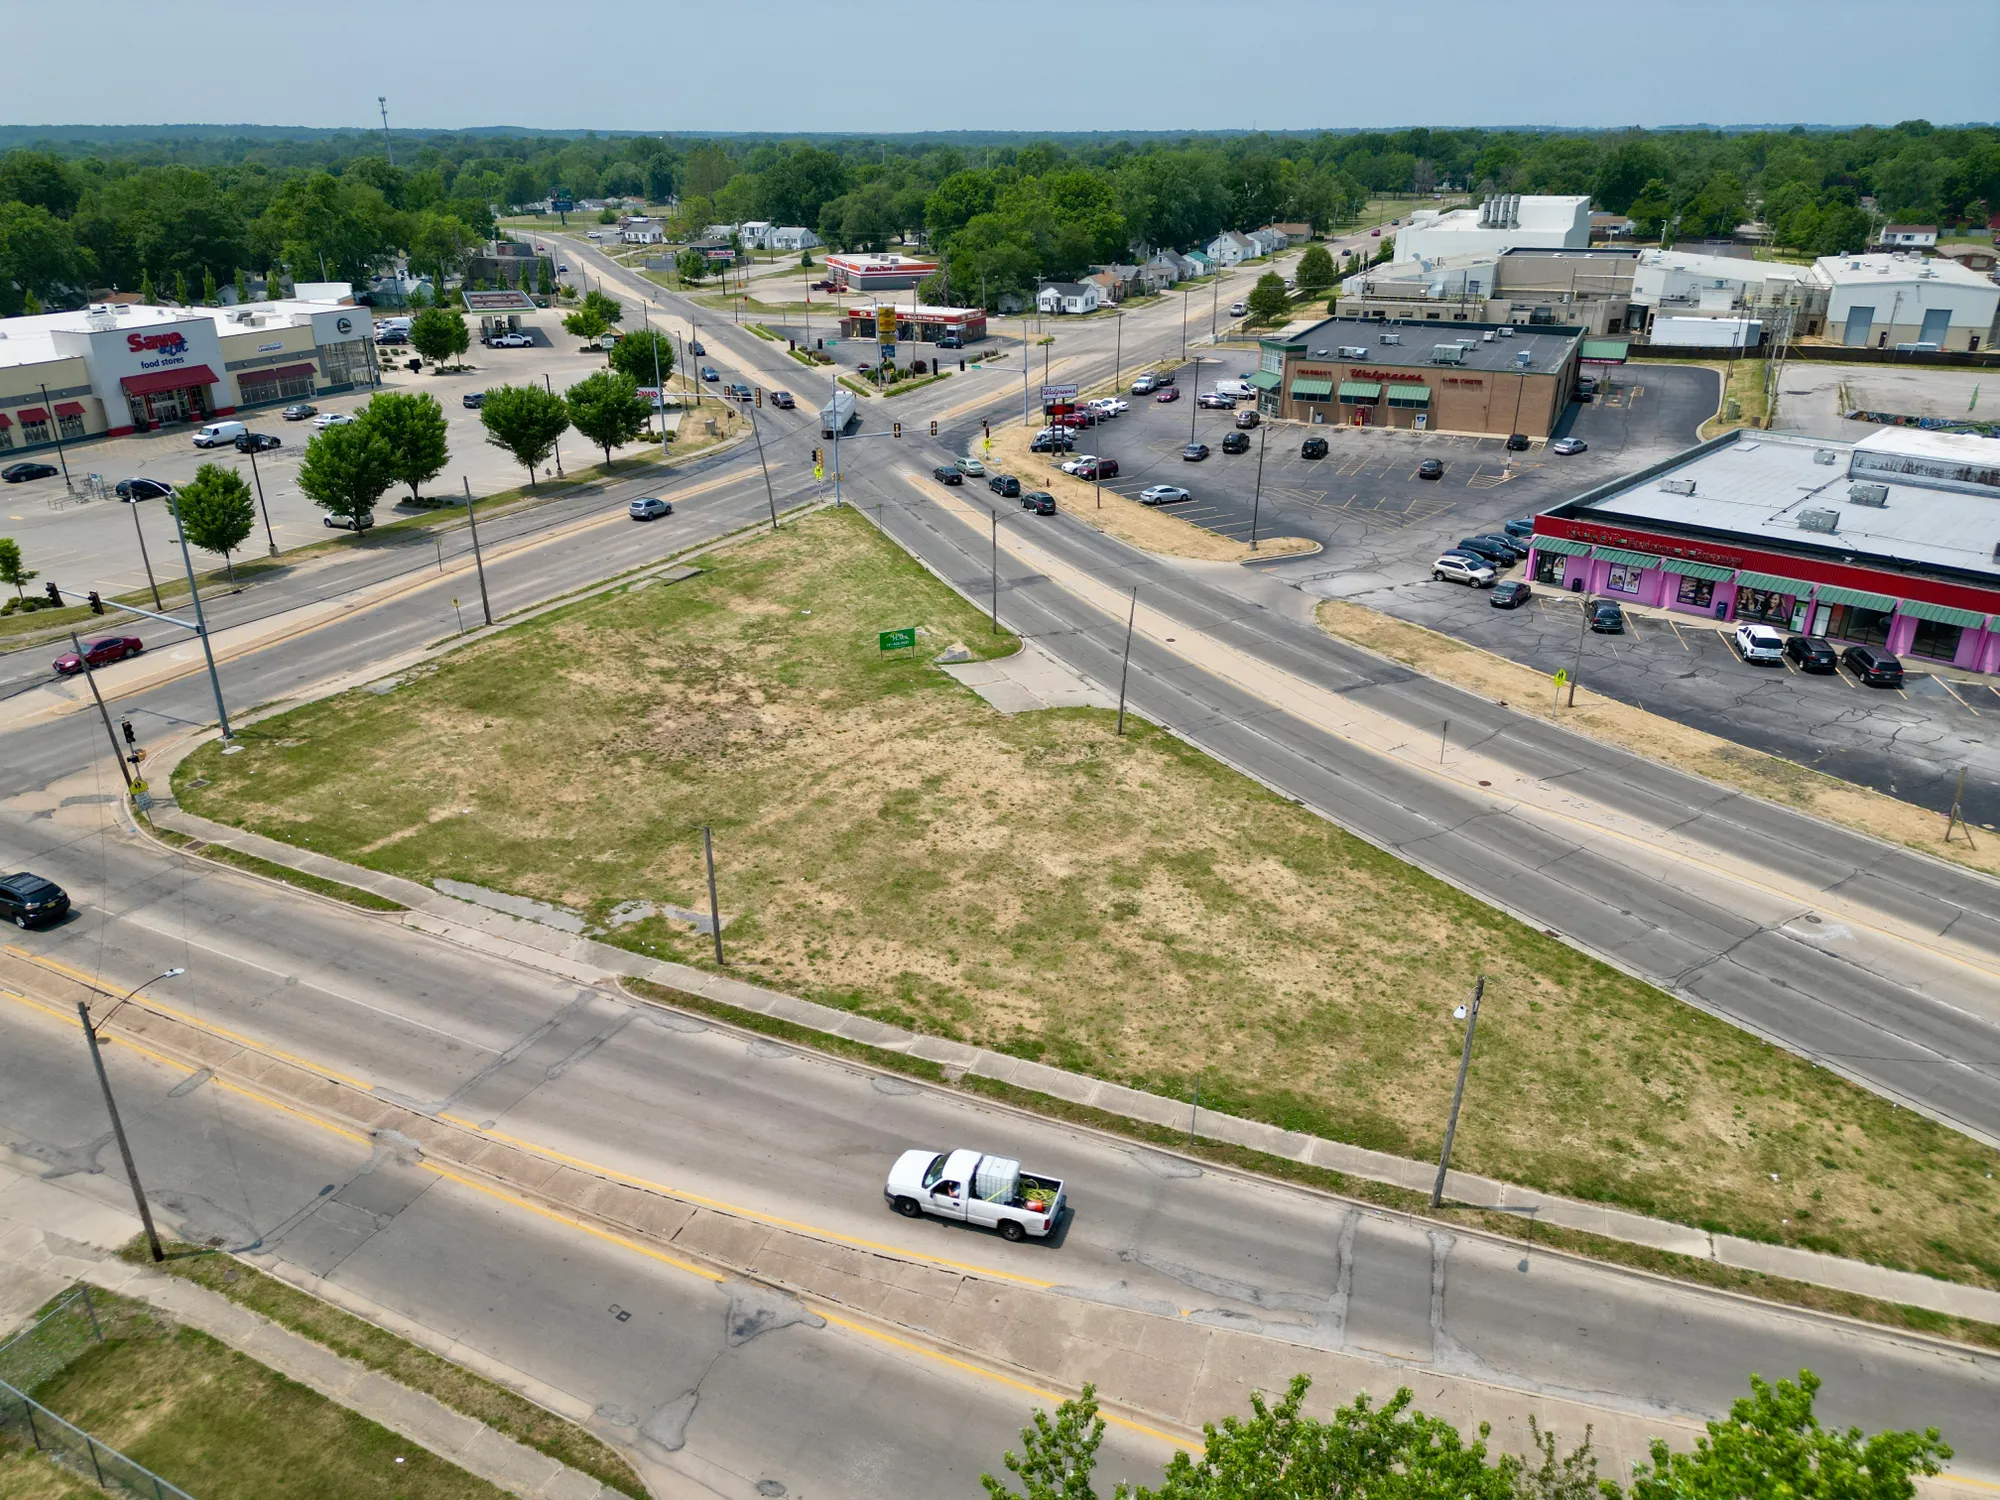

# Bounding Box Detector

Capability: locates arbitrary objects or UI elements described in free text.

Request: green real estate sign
[878,627,917,653]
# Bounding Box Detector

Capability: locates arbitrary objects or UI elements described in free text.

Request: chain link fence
[0,1287,200,1500]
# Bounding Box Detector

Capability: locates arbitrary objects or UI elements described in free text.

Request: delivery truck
[884,1148,1066,1242]
[819,388,857,438]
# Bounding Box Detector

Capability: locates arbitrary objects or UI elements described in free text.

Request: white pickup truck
[884,1148,1066,1242]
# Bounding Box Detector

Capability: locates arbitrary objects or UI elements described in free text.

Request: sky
[8,0,1996,136]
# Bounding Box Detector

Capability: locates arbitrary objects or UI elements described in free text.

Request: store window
[319,339,372,386]
[57,410,85,440]
[1908,617,1963,662]
[0,425,12,451]
[20,416,50,446]
[1735,587,1795,625]
[238,372,280,406]
[1674,575,1715,608]
[1604,563,1643,594]
[1824,605,1892,647]
[1533,550,1568,585]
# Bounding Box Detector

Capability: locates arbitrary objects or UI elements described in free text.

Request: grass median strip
[172,505,2000,1291]
[119,1244,647,1498]
[143,820,406,912]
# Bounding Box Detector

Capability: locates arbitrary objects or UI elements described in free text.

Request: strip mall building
[0,298,377,452]
[1529,428,2000,673]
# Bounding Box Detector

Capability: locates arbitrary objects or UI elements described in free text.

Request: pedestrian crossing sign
[1553,668,1568,688]
[814,461,825,481]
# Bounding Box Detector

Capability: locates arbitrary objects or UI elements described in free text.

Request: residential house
[1036,281,1101,315]
[1270,222,1313,242]
[1252,226,1292,253]
[1091,264,1146,300]
[1085,271,1124,305]
[619,216,665,245]
[1205,231,1259,267]
[997,290,1026,314]
[767,226,823,252]
[737,221,776,249]
[1591,213,1636,240]
[1182,250,1215,277]
[1879,224,1939,249]
[1937,243,1999,275]
[1141,251,1189,291]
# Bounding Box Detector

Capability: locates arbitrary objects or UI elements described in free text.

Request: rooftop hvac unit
[1798,507,1841,533]
[1497,326,1515,338]
[1381,332,1401,344]
[1430,344,1468,364]
[1338,344,1369,358]
[1515,350,1533,367]
[1814,449,1838,465]
[1482,331,1496,342]
[1660,478,1698,496]
[1848,482,1889,507]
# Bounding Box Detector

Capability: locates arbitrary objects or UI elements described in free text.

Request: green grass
[883,370,953,399]
[120,1247,646,1497]
[836,376,878,399]
[19,1288,512,1500]
[142,820,406,911]
[171,507,2000,1290]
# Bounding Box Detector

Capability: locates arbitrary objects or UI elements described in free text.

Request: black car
[3,462,60,483]
[1182,443,1210,461]
[690,341,706,356]
[932,465,964,486]
[1490,579,1533,609]
[1029,432,1074,453]
[1454,536,1514,565]
[282,404,318,421]
[1021,491,1056,515]
[1842,644,1904,687]
[1468,533,1525,561]
[115,477,175,503]
[988,474,1021,498]
[1588,599,1625,633]
[1301,437,1329,459]
[0,871,69,930]
[1505,433,1532,451]
[1221,432,1250,454]
[1784,635,1838,673]
[1502,517,1535,540]
[770,391,795,409]
[463,391,485,409]
[1418,458,1445,480]
[235,431,281,453]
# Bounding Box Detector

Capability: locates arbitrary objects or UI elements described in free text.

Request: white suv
[1734,622,1785,664]
[1433,554,1497,588]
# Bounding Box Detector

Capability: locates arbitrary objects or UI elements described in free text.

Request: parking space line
[1665,616,1693,653]
[1935,677,1981,716]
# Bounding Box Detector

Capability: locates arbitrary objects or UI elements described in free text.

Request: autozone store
[835,303,988,344]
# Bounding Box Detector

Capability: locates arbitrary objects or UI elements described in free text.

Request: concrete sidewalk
[0,1158,620,1500]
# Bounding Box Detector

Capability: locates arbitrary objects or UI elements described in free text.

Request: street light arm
[92,967,186,1036]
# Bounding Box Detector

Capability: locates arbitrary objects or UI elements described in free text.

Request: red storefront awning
[120,365,219,397]
[54,402,84,417]
[0,413,12,427]
[14,407,48,422]
[269,363,318,379]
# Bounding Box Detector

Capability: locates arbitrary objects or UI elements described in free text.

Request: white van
[192,421,248,449]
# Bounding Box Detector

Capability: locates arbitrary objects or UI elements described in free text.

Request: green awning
[1897,598,1989,630]
[1529,536,1592,556]
[1580,338,1630,363]
[1290,376,1334,398]
[1593,547,1662,569]
[1337,380,1381,400]
[1814,584,1897,612]
[1735,572,1814,596]
[1249,370,1282,390]
[1664,560,1736,582]
[1385,384,1431,404]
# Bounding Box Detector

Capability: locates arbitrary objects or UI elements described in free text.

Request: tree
[234,267,250,306]
[1294,243,1336,294]
[564,370,650,467]
[580,288,623,325]
[138,267,156,304]
[265,265,283,300]
[201,266,218,304]
[1246,271,1291,325]
[563,304,611,346]
[676,248,710,284]
[1628,1371,1948,1500]
[358,391,449,502]
[408,306,470,367]
[607,327,674,388]
[0,201,88,315]
[173,464,257,582]
[479,383,571,487]
[298,421,395,529]
[0,538,36,601]
[982,1383,1106,1500]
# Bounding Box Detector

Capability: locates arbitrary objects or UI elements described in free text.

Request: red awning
[270,363,318,379]
[54,402,84,417]
[14,407,48,423]
[0,413,11,427]
[120,365,219,397]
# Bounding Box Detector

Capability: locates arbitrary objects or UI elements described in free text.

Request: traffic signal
[43,582,61,608]
[87,591,104,615]
[812,447,823,465]
[893,422,902,438]
[755,388,763,407]
[929,420,938,436]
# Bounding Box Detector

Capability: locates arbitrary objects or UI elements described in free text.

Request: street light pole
[1567,588,1591,707]
[70,632,133,790]
[747,395,779,532]
[1250,418,1267,550]
[461,478,493,626]
[166,490,231,740]
[38,382,73,490]
[128,495,162,609]
[1189,357,1201,442]
[245,443,278,557]
[1115,586,1138,736]
[543,373,564,477]
[1430,976,1485,1209]
[78,1000,167,1262]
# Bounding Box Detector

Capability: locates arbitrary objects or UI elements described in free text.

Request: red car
[54,637,143,675]
[1055,409,1097,428]
[1155,387,1181,403]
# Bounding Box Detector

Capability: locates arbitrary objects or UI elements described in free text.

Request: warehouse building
[1340,247,1638,336]
[1816,251,1999,351]
[1392,195,1592,262]
[1252,317,1583,437]
[1528,428,2000,673]
[0,298,376,451]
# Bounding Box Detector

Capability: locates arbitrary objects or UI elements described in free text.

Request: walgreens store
[0,298,375,453]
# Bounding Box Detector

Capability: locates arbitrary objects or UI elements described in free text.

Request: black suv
[1221,431,1250,454]
[1301,437,1329,459]
[1842,644,1904,686]
[1784,635,1838,673]
[0,872,69,929]
[988,474,1021,498]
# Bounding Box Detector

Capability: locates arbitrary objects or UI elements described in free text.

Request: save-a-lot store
[1528,428,2000,672]
[0,298,376,452]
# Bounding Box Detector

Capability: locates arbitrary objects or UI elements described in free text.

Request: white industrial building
[1628,248,1827,335]
[1392,195,1592,262]
[1815,251,1999,351]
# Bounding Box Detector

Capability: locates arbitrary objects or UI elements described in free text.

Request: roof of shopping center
[1277,316,1584,375]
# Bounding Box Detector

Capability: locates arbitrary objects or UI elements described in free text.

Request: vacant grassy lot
[175,507,2000,1286]
[20,1291,506,1500]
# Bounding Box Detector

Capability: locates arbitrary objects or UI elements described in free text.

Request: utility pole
[1115,586,1137,736]
[128,494,161,609]
[1429,975,1484,1209]
[78,1002,164,1261]
[747,394,779,531]
[166,490,231,740]
[70,633,133,790]
[1113,311,1123,394]
[1021,317,1031,428]
[1946,767,1975,847]
[990,510,999,633]
[38,383,73,491]
[1250,418,1267,549]
[702,826,724,965]
[1567,590,1590,707]
[645,309,669,462]
[461,478,492,626]
[1189,357,1202,442]
[378,96,393,166]
[244,443,278,556]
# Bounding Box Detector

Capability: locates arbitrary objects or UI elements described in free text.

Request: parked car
[1228,300,1248,316]
[1153,370,1176,385]
[1734,622,1786,664]
[192,420,248,448]
[1842,644,1904,687]
[54,636,144,675]
[1221,431,1250,454]
[5,461,61,484]
[1029,431,1075,453]
[1418,458,1445,480]
[1155,387,1181,403]
[932,465,964,486]
[115,477,174,502]
[955,457,985,476]
[1131,374,1159,394]
[700,366,719,381]
[1059,455,1094,475]
[1589,600,1625,633]
[462,392,485,409]
[323,511,375,531]
[1490,579,1533,609]
[313,411,356,430]
[628,497,673,521]
[281,404,318,421]
[884,1148,1066,1243]
[375,330,408,346]
[1197,392,1236,409]
[235,431,281,453]
[0,871,69,930]
[1301,437,1329,460]
[937,334,962,349]
[1021,491,1056,515]
[1433,554,1496,588]
[1076,457,1119,479]
[1468,533,1526,561]
[1056,409,1097,428]
[1182,442,1210,461]
[1232,410,1260,430]
[1784,635,1838,673]
[1502,517,1535,539]
[988,474,1021,498]
[1090,398,1128,416]
[1505,433,1532,452]
[1550,437,1587,455]
[491,331,534,348]
[1454,537,1515,565]
[770,391,796,409]
[1140,485,1191,506]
